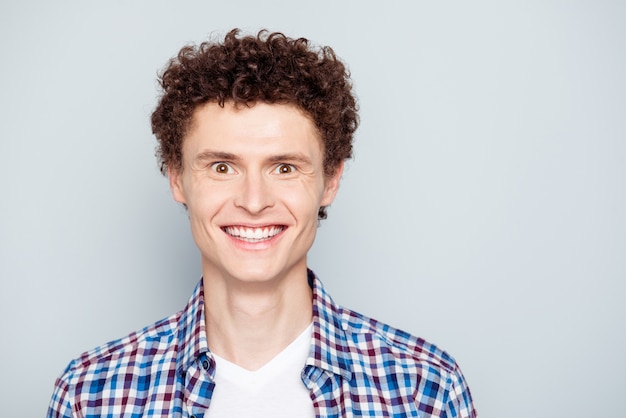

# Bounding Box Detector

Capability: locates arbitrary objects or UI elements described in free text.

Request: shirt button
[190,415,196,418]
[202,360,209,370]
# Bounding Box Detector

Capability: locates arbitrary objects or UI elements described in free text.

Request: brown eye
[212,162,232,174]
[276,164,294,174]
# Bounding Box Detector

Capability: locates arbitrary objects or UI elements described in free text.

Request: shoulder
[337,306,476,415]
[58,310,182,386]
[48,312,185,417]
[338,305,458,376]
[48,280,207,416]
[310,271,461,379]
[308,272,476,415]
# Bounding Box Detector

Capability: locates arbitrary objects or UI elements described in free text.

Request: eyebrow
[267,153,313,165]
[193,150,239,163]
[193,150,313,166]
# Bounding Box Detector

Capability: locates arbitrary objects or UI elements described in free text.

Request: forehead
[183,102,322,157]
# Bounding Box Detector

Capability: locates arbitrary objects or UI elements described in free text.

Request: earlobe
[168,166,187,205]
[321,161,344,206]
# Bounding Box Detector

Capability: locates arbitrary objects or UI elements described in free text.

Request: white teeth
[224,226,283,242]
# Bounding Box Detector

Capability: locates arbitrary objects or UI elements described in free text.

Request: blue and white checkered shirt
[48,271,476,417]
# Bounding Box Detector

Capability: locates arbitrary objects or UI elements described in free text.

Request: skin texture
[169,102,342,369]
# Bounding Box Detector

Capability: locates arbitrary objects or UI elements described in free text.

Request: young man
[48,29,476,417]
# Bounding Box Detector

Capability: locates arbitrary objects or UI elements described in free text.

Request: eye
[211,162,234,174]
[275,163,295,174]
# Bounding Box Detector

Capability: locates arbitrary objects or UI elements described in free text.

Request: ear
[321,161,344,207]
[168,166,187,205]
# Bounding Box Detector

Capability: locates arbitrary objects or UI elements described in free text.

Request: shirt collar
[307,269,353,381]
[175,272,353,381]
[176,279,211,376]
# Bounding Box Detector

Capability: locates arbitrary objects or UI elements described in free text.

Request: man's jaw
[222,225,286,243]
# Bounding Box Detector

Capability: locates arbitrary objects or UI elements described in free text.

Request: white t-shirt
[205,324,315,418]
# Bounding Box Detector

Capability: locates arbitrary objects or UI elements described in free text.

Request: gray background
[1,1,625,416]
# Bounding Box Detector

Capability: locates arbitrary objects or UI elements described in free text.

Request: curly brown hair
[151,29,359,219]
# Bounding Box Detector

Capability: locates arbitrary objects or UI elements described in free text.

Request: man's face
[169,102,342,285]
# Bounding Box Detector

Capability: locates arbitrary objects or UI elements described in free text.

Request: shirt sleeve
[47,364,75,418]
[445,362,477,418]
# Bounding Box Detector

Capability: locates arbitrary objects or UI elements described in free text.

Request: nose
[233,171,274,214]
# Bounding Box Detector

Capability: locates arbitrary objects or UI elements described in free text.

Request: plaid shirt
[48,271,476,417]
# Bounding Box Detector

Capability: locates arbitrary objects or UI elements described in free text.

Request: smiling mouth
[222,225,285,242]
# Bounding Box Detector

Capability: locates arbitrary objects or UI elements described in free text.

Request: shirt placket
[181,354,215,418]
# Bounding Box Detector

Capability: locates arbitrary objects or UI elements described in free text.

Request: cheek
[185,181,229,217]
[283,182,326,218]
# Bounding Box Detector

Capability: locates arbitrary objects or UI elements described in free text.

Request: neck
[202,268,313,371]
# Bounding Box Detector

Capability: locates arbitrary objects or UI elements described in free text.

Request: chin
[225,261,305,286]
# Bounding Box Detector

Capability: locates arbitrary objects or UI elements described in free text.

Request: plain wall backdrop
[1,1,624,416]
